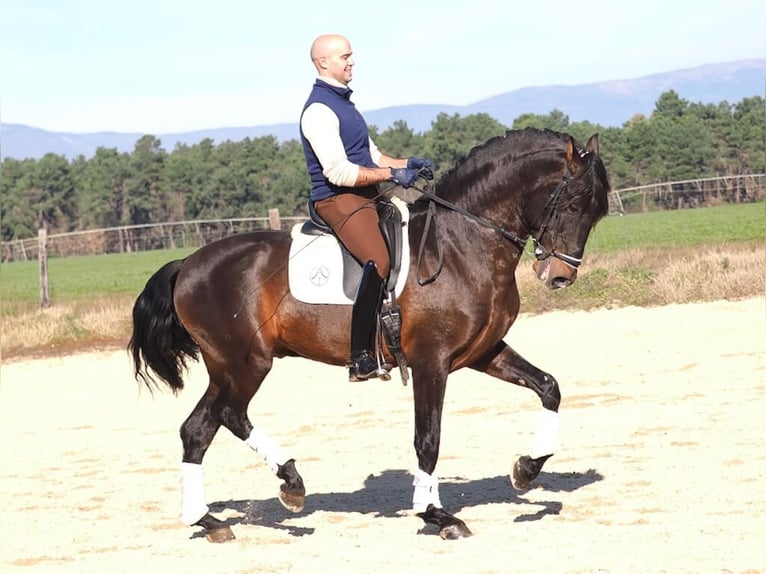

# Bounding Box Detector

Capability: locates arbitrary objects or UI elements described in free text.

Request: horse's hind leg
[180,359,305,542]
[214,363,306,514]
[179,386,234,542]
[470,341,561,490]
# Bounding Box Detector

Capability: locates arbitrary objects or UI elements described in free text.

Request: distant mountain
[2,59,763,161]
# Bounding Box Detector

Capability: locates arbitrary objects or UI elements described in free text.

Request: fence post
[269,208,281,230]
[18,239,28,261]
[38,227,50,309]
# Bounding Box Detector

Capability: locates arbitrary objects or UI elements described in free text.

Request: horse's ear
[565,136,585,175]
[585,133,600,155]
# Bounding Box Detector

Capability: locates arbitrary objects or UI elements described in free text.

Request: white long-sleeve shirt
[300,77,383,187]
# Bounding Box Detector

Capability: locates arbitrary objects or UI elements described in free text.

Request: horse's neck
[440,162,560,240]
[410,190,524,278]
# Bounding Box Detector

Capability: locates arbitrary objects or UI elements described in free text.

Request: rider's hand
[389,167,421,188]
[407,157,432,170]
[407,157,434,181]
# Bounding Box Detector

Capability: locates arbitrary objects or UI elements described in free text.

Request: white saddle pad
[288,197,410,305]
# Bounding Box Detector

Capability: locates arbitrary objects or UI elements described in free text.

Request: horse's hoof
[205,525,235,543]
[195,513,235,543]
[417,504,472,540]
[440,522,473,540]
[279,484,305,513]
[277,459,306,513]
[511,454,551,490]
[511,457,530,491]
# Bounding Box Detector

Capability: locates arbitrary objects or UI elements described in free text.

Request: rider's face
[322,39,354,85]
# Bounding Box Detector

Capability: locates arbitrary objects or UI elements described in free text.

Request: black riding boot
[348,261,387,382]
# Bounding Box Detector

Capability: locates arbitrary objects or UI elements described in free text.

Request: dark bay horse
[129,127,610,541]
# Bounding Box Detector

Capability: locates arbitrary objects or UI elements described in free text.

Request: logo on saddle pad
[288,198,410,305]
[309,266,330,287]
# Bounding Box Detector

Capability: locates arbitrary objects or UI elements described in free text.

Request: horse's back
[174,230,292,327]
[181,230,290,278]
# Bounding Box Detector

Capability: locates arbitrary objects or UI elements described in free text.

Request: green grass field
[587,201,765,251]
[1,202,764,311]
[0,248,195,311]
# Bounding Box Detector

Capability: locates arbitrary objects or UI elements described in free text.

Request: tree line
[1,90,763,242]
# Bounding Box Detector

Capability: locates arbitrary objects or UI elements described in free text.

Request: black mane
[418,127,608,219]
[427,128,573,202]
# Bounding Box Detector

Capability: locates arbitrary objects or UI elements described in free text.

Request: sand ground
[1,298,764,573]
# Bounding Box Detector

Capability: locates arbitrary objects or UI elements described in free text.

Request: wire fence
[2,215,305,262]
[609,173,764,214]
[2,174,764,262]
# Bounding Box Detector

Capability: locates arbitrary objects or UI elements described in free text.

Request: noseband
[530,169,583,270]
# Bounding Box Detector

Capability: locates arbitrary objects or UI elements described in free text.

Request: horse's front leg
[471,341,561,490]
[411,363,473,540]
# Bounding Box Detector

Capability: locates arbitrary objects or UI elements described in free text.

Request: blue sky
[1,0,764,134]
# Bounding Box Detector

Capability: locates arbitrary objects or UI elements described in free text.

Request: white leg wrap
[530,408,560,459]
[245,429,288,474]
[180,462,209,526]
[412,469,442,512]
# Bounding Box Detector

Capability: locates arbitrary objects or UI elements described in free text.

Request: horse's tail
[128,259,198,394]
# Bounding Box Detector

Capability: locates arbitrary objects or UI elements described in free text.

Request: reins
[411,163,580,284]
[411,178,529,286]
[415,185,529,249]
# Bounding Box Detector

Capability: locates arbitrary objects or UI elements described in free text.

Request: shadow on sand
[192,467,603,539]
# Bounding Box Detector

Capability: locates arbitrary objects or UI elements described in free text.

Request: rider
[299,33,432,382]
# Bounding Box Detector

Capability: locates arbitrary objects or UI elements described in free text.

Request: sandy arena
[1,298,764,573]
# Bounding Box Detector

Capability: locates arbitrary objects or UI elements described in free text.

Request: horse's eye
[565,201,581,214]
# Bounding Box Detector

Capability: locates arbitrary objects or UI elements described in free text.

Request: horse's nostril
[550,276,573,289]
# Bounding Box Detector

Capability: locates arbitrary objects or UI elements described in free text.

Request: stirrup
[348,351,391,382]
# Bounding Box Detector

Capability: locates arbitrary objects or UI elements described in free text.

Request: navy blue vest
[300,80,377,201]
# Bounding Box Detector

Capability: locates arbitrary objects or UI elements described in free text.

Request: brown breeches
[314,192,390,279]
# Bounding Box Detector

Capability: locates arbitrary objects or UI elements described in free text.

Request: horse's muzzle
[533,258,578,290]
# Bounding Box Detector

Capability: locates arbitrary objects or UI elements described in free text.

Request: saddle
[287,197,410,383]
[300,199,404,298]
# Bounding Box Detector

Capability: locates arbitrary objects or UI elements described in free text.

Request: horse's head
[530,133,610,289]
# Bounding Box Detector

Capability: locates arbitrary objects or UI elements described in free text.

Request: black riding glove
[407,157,434,181]
[389,167,421,188]
[407,157,432,170]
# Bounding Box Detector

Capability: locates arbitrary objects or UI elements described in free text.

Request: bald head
[310,34,355,85]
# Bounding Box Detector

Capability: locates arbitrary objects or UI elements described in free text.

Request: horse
[129,127,611,542]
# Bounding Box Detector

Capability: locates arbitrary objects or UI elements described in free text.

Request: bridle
[529,167,583,270]
[413,162,583,284]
